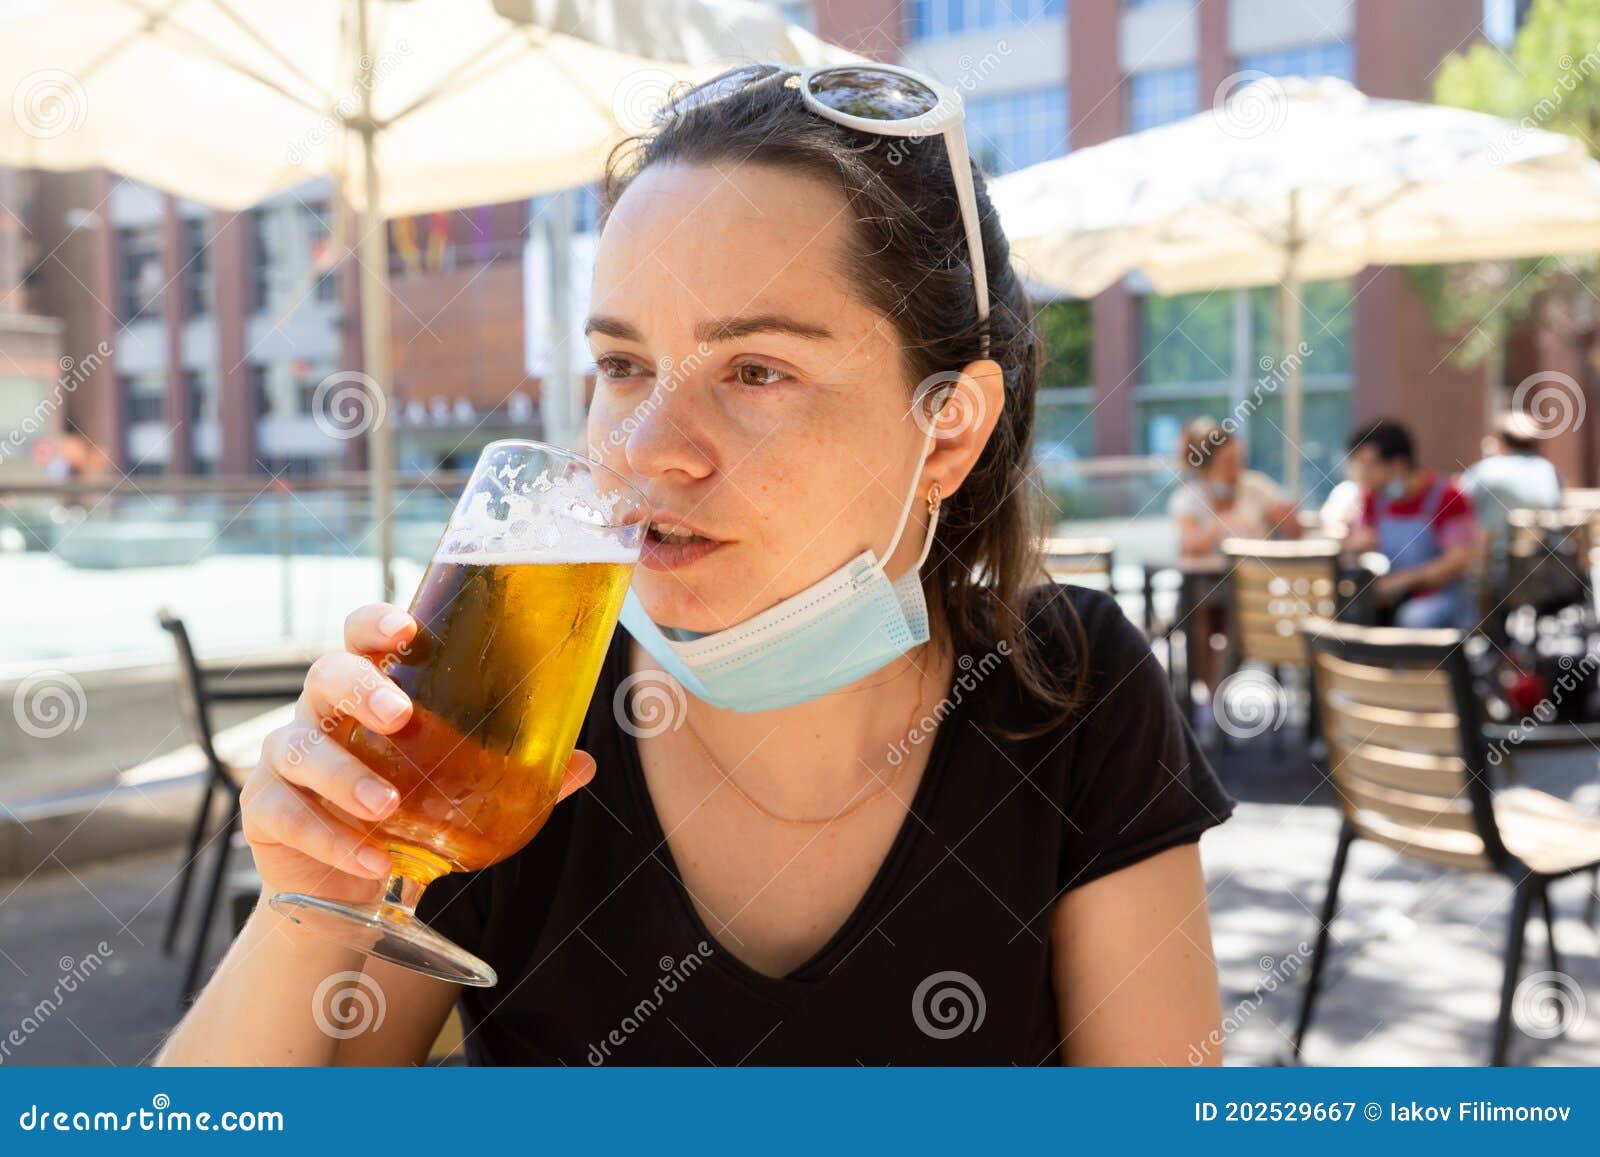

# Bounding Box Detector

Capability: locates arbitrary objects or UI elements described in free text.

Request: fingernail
[378,611,412,639]
[369,686,409,725]
[356,846,392,877]
[355,778,398,818]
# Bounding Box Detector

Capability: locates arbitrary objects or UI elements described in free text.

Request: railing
[1,457,1184,673]
[1,472,470,674]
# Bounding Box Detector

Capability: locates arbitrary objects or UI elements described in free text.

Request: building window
[1237,42,1354,82]
[1134,280,1354,500]
[249,198,337,314]
[777,0,813,31]
[250,363,272,418]
[183,217,212,316]
[966,88,1068,174]
[184,367,218,424]
[1128,65,1197,132]
[909,0,1064,41]
[121,371,166,423]
[252,359,334,419]
[117,225,164,323]
[303,199,336,303]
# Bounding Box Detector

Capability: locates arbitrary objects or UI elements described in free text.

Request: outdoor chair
[158,610,309,1006]
[1503,507,1593,619]
[1217,538,1345,747]
[1040,535,1115,593]
[1293,616,1600,1065]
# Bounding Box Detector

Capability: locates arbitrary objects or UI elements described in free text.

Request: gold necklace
[678,658,931,826]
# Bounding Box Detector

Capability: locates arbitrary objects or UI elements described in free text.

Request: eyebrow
[582,313,835,344]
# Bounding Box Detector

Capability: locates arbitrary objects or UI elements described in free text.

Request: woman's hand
[240,603,598,907]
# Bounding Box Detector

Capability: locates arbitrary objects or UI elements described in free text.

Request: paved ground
[4,730,1598,1067]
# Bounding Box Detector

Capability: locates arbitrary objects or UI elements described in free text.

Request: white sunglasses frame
[674,62,991,350]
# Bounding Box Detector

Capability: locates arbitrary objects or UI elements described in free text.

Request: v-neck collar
[610,635,971,996]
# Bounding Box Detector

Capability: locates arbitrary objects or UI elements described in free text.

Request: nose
[622,374,715,484]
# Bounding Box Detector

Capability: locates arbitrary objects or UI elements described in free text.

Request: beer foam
[434,470,643,565]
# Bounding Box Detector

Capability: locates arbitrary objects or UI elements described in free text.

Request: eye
[732,362,788,388]
[596,355,648,381]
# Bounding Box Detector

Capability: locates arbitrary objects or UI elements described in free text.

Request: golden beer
[334,555,631,876]
[269,439,648,986]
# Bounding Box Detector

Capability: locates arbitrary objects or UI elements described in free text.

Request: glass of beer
[269,440,648,986]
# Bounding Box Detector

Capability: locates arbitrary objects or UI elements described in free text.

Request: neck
[632,633,950,813]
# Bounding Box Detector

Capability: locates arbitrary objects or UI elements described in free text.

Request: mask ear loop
[882,413,943,573]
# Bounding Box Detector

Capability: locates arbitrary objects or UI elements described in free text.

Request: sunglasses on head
[660,62,991,354]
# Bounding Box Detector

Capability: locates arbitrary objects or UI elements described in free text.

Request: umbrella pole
[354,0,395,604]
[1280,274,1303,502]
[1281,190,1304,502]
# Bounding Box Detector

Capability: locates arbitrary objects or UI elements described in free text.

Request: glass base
[269,892,498,987]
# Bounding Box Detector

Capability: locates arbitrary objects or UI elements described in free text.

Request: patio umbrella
[0,0,850,598]
[989,77,1600,497]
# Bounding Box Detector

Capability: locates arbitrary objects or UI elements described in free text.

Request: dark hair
[1346,418,1414,465]
[1179,416,1232,473]
[599,68,1083,738]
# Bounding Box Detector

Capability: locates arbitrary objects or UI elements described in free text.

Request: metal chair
[158,610,308,1005]
[1294,616,1600,1065]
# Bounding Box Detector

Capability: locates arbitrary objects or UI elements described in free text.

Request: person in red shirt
[1344,419,1479,631]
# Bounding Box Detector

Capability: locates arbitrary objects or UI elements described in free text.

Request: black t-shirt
[414,583,1234,1065]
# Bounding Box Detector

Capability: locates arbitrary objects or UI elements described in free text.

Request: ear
[919,358,1005,498]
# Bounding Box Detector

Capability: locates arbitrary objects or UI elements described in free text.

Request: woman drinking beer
[158,63,1234,1066]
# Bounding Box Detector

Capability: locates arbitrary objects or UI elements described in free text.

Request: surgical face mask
[618,423,941,713]
[1205,479,1236,503]
[1381,476,1407,501]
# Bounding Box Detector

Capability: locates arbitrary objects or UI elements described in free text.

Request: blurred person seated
[1168,417,1301,715]
[1459,410,1563,561]
[1169,417,1303,556]
[1318,477,1363,539]
[1343,418,1478,631]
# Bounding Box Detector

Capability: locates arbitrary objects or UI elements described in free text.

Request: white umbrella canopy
[0,0,849,213]
[0,0,853,596]
[989,77,1600,497]
[991,76,1600,298]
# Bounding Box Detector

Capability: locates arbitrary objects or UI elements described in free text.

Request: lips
[639,515,726,572]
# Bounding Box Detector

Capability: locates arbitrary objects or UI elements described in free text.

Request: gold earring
[926,482,942,516]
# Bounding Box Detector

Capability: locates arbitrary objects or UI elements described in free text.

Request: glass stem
[378,846,450,921]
